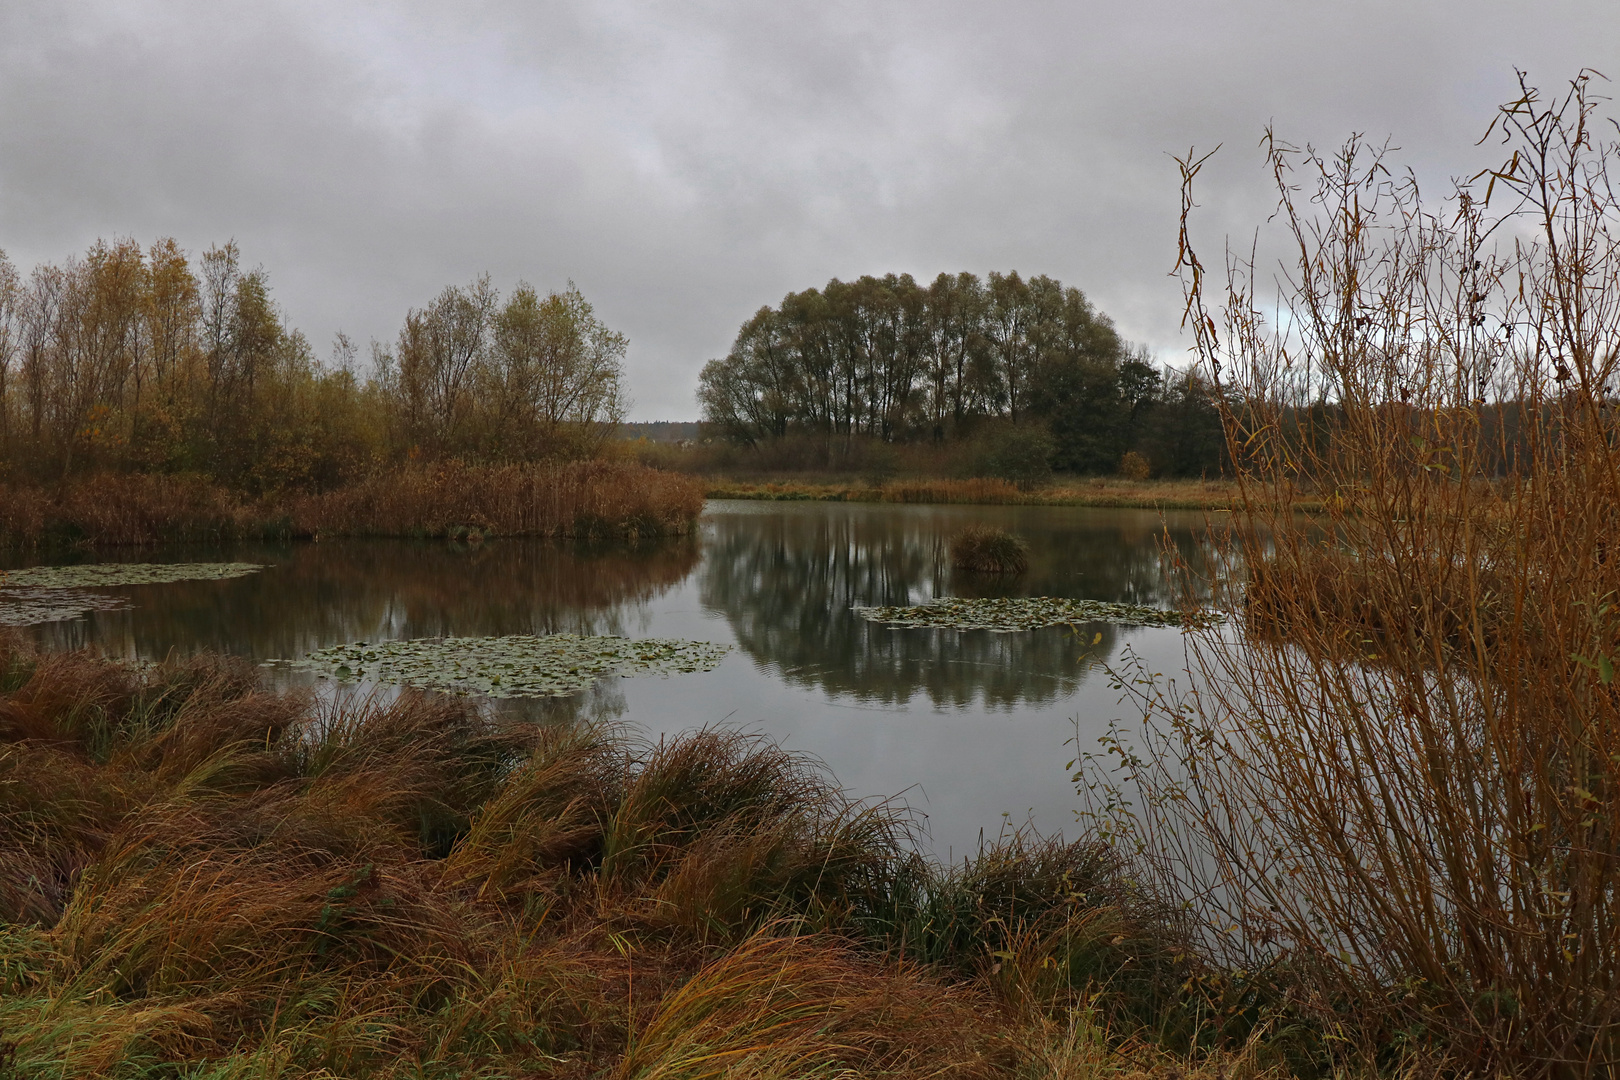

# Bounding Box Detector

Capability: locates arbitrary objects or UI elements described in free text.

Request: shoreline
[701,476,1258,511]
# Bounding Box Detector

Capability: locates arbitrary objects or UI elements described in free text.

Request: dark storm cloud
[2,1,1615,417]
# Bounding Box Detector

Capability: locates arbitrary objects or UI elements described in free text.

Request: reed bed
[290,460,706,541]
[0,632,1247,1079]
[0,473,267,547]
[0,461,705,547]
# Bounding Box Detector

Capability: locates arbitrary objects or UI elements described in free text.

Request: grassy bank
[0,462,705,548]
[0,635,1311,1079]
[703,475,1245,510]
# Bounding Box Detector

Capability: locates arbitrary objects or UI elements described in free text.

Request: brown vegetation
[0,632,1270,1079]
[951,526,1030,575]
[0,461,705,547]
[1100,72,1620,1076]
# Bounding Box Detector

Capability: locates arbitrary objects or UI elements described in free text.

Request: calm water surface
[11,500,1223,858]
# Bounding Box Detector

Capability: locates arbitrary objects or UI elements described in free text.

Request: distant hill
[619,421,703,443]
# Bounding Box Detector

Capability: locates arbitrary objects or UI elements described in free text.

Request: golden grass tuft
[951,525,1030,575]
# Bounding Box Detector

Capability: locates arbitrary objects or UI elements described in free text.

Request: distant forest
[698,271,1226,478]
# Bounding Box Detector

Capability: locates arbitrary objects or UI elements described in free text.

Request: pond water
[7,500,1225,859]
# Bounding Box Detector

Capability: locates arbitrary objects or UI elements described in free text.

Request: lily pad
[0,562,265,590]
[852,596,1222,633]
[0,588,132,627]
[279,634,732,698]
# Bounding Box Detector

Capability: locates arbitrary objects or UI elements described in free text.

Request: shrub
[1107,73,1620,1073]
[968,425,1054,490]
[1118,450,1152,481]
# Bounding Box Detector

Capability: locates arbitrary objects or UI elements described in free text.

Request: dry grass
[952,526,1031,575]
[0,473,266,547]
[0,461,705,547]
[289,460,706,541]
[0,630,1275,1079]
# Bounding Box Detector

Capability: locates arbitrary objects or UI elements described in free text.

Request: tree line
[0,239,627,490]
[697,271,1226,477]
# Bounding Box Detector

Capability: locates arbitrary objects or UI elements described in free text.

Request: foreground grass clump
[0,634,1247,1079]
[0,461,705,548]
[951,526,1030,575]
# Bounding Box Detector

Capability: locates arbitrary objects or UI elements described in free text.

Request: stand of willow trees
[697,270,1225,477]
[0,242,626,491]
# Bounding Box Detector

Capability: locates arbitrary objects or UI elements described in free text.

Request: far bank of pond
[5,500,1223,858]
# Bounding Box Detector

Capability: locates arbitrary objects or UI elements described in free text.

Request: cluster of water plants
[0,562,265,589]
[0,562,264,627]
[283,634,731,698]
[855,595,1217,632]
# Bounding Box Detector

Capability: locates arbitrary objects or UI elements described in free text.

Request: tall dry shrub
[1108,72,1620,1075]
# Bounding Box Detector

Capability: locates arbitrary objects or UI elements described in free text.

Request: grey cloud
[2,0,1615,416]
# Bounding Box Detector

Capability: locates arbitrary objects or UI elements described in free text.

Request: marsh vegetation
[0,632,1226,1079]
[4,69,1619,1080]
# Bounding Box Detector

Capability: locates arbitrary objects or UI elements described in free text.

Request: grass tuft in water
[951,525,1030,575]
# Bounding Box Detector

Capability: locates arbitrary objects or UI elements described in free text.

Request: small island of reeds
[950,525,1030,575]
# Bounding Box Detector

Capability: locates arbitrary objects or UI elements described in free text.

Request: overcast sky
[2,2,1616,419]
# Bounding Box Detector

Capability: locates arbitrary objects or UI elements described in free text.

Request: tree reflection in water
[699,503,1215,710]
[12,502,1222,720]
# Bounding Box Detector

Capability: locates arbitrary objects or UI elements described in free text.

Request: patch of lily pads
[0,588,132,627]
[0,562,266,626]
[280,634,733,698]
[0,562,265,590]
[853,596,1224,633]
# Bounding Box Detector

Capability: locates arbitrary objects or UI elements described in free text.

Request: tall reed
[0,460,705,547]
[1111,72,1620,1076]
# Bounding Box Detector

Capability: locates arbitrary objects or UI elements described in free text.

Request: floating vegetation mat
[853,596,1224,633]
[0,562,265,590]
[0,562,265,626]
[281,635,733,698]
[0,588,131,627]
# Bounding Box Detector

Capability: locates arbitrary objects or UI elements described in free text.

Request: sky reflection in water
[13,500,1222,858]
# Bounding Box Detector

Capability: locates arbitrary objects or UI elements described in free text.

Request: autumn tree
[487,281,628,458]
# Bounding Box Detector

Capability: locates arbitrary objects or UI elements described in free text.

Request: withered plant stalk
[1119,71,1620,1076]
